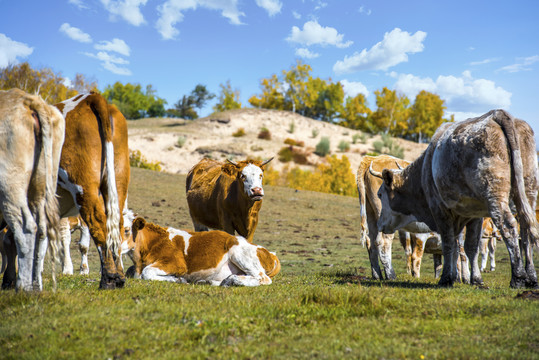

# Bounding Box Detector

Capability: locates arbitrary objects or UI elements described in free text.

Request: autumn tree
[0,62,97,104]
[340,93,372,131]
[249,74,284,110]
[370,87,410,135]
[213,80,241,112]
[407,90,448,142]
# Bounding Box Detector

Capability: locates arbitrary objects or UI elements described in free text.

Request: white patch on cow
[167,227,191,255]
[58,167,83,211]
[141,264,181,282]
[241,164,264,197]
[60,93,91,118]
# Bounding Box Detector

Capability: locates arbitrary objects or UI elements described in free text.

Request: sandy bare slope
[127,108,428,174]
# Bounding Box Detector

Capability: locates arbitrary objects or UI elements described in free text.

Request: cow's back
[184,230,239,273]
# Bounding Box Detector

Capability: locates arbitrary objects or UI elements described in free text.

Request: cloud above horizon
[0,34,33,67]
[59,23,92,43]
[333,28,426,74]
[100,0,148,26]
[286,20,353,48]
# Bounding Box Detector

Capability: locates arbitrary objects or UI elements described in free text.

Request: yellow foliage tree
[370,87,410,136]
[213,80,242,112]
[408,90,449,142]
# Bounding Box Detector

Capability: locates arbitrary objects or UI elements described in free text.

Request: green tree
[282,60,312,114]
[213,80,242,112]
[171,84,215,119]
[103,82,166,119]
[370,87,410,135]
[408,90,448,142]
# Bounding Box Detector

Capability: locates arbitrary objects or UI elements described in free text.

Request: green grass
[1,167,538,359]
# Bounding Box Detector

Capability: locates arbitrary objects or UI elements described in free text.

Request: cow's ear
[133,217,146,231]
[382,169,394,188]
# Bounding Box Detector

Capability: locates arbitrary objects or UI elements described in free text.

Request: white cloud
[359,6,371,15]
[156,0,245,40]
[69,0,89,10]
[0,34,33,67]
[292,11,301,19]
[393,70,512,113]
[314,1,327,11]
[295,48,320,59]
[101,0,148,26]
[59,23,92,43]
[497,55,539,73]
[333,28,426,74]
[94,38,130,56]
[286,20,353,48]
[84,51,132,75]
[469,57,500,66]
[255,0,282,16]
[340,79,369,98]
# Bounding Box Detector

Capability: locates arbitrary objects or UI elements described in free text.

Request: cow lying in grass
[127,218,280,286]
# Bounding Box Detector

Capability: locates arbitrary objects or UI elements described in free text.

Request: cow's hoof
[438,278,454,288]
[1,279,15,290]
[386,270,397,280]
[510,278,527,289]
[471,277,484,286]
[525,280,539,289]
[99,274,126,289]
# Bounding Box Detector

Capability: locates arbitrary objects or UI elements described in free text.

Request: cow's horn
[368,162,383,179]
[395,161,405,170]
[226,159,238,166]
[261,157,274,166]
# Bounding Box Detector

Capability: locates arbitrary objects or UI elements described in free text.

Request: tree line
[1,61,451,143]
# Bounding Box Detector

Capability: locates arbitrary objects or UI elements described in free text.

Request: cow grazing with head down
[0,89,65,291]
[479,217,500,272]
[375,110,539,288]
[54,92,130,289]
[186,158,273,243]
[128,218,280,286]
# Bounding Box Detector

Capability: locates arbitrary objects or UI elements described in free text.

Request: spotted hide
[54,92,130,289]
[0,89,65,291]
[186,158,273,243]
[376,110,539,288]
[129,218,280,286]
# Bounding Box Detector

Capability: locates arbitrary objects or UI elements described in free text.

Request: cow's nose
[251,187,264,196]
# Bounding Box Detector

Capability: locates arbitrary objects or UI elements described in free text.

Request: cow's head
[121,208,137,256]
[224,158,273,201]
[369,164,428,234]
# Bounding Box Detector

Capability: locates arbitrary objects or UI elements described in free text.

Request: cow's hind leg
[489,237,496,272]
[59,218,74,275]
[141,265,181,282]
[193,221,209,232]
[433,254,442,278]
[491,208,527,288]
[1,229,17,289]
[520,226,538,288]
[78,225,91,275]
[463,220,482,285]
[220,274,266,287]
[366,220,387,280]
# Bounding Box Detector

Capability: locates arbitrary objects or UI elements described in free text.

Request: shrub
[315,137,331,157]
[278,146,293,162]
[352,134,361,144]
[258,127,272,140]
[312,129,319,138]
[278,145,310,164]
[288,121,295,134]
[175,136,186,148]
[338,140,350,152]
[372,133,404,158]
[284,138,305,147]
[129,150,162,172]
[232,128,246,137]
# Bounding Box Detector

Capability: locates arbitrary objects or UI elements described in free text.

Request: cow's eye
[378,192,382,199]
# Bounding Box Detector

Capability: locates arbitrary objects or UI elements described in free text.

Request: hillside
[127,108,428,174]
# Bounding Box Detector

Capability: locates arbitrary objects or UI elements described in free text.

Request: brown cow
[375,110,539,288]
[356,155,410,279]
[0,89,65,291]
[186,158,273,243]
[479,218,500,272]
[54,92,130,289]
[128,218,280,286]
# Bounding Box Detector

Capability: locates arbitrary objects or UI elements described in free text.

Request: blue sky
[1,0,538,140]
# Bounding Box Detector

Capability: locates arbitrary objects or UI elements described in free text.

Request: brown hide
[55,92,130,289]
[186,158,268,242]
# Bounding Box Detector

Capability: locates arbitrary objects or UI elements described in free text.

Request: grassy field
[1,167,538,359]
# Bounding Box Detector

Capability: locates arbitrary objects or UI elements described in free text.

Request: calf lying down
[128,218,280,286]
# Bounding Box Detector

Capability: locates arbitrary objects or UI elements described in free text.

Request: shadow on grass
[322,270,440,289]
[162,122,187,128]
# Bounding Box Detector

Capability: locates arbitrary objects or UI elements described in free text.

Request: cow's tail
[89,94,122,258]
[356,156,374,247]
[493,109,539,247]
[27,95,64,289]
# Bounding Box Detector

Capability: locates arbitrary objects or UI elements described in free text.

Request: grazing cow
[186,158,273,243]
[55,92,130,289]
[59,206,136,275]
[356,155,411,279]
[374,110,539,288]
[129,218,280,286]
[0,89,65,291]
[479,218,500,272]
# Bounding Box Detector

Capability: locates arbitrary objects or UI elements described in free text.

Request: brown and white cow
[0,89,65,291]
[479,218,500,272]
[375,110,539,288]
[186,158,273,243]
[128,218,280,286]
[356,155,411,279]
[54,92,130,289]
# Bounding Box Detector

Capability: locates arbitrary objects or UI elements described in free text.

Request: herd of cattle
[0,88,538,293]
